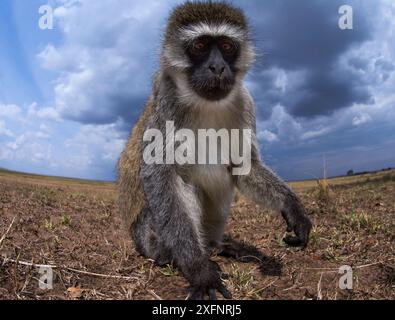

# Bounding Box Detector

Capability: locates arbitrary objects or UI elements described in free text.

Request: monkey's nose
[209,64,225,76]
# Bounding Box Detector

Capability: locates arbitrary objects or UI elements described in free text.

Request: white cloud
[257,90,395,147]
[260,105,335,143]
[6,134,27,151]
[0,104,21,118]
[258,105,303,143]
[0,102,57,166]
[0,120,14,137]
[2,0,394,181]
[257,129,278,143]
[352,113,372,126]
[301,127,331,140]
[66,122,126,163]
[27,103,59,120]
[38,0,179,125]
[0,99,124,179]
[2,133,52,163]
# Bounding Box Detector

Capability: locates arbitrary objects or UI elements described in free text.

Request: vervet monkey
[118,1,312,300]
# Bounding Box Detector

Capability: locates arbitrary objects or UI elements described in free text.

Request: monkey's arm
[235,146,312,247]
[140,161,231,300]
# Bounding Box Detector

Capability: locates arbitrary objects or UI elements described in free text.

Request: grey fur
[118,2,311,300]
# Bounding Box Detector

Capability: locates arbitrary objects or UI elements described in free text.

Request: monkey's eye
[219,40,236,55]
[191,39,208,54]
[194,41,206,51]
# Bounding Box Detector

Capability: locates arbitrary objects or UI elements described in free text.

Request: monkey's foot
[186,260,232,300]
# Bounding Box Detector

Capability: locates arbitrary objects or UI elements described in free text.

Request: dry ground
[0,168,394,300]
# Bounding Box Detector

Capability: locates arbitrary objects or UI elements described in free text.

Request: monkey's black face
[186,36,239,101]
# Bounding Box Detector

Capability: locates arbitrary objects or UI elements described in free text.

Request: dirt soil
[0,169,394,300]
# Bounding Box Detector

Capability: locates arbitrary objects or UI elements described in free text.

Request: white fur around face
[163,21,255,79]
[163,44,191,69]
[179,22,247,42]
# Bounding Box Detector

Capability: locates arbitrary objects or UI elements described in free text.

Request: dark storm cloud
[264,123,395,181]
[290,70,373,116]
[42,0,384,124]
[247,0,370,68]
[46,0,380,125]
[1,0,391,182]
[62,94,148,128]
[38,0,174,127]
[238,0,377,118]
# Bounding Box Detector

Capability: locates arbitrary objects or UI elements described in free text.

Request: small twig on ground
[148,289,163,300]
[1,256,140,281]
[65,267,140,281]
[317,273,323,300]
[306,258,395,272]
[255,278,278,294]
[355,261,389,269]
[0,216,16,249]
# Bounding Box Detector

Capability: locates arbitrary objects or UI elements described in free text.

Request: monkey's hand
[187,260,232,300]
[281,196,312,248]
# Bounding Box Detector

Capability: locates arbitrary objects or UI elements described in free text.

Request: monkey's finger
[283,235,303,247]
[293,219,312,248]
[220,272,230,280]
[218,284,232,299]
[191,291,204,300]
[281,210,293,232]
[187,288,204,300]
[210,260,222,273]
[208,289,217,300]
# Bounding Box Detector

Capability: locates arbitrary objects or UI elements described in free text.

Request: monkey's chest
[189,164,234,203]
[177,106,242,199]
[190,164,234,246]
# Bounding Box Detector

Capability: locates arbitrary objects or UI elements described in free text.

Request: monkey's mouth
[190,77,234,101]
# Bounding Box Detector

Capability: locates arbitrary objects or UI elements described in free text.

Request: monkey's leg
[235,152,312,247]
[131,206,173,267]
[201,190,233,250]
[141,164,231,300]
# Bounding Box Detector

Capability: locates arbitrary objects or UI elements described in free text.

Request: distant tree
[347,169,354,176]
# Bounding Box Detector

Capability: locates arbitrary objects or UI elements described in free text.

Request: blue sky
[0,0,394,181]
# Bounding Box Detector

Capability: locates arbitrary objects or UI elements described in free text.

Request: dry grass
[0,168,394,300]
[289,169,395,191]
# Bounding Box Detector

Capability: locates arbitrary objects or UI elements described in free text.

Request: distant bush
[347,170,354,176]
